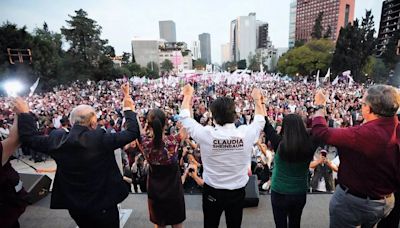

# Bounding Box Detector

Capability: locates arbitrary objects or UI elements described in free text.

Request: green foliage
[146,61,159,78]
[277,39,334,76]
[331,10,376,82]
[121,52,131,65]
[221,61,237,72]
[194,59,206,70]
[61,9,113,81]
[362,55,388,82]
[311,12,324,40]
[160,59,174,73]
[237,59,247,69]
[324,25,332,39]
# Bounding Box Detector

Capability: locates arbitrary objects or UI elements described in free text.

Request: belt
[340,184,392,200]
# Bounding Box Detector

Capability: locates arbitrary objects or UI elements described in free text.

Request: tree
[31,22,64,87]
[121,52,131,65]
[331,10,376,82]
[0,22,34,77]
[237,59,247,69]
[146,61,159,78]
[61,9,114,80]
[311,12,324,39]
[160,59,174,73]
[324,25,332,39]
[362,55,388,83]
[277,39,334,76]
[194,59,206,70]
[221,61,237,72]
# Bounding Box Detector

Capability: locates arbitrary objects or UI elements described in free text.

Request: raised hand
[11,97,29,114]
[314,89,327,106]
[182,84,194,97]
[121,83,130,98]
[251,88,262,101]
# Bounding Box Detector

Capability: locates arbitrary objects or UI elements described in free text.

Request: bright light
[4,80,24,97]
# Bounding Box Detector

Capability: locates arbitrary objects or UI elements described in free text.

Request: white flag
[348,75,354,87]
[316,70,320,88]
[29,77,40,97]
[206,64,213,73]
[323,68,330,82]
[332,76,339,85]
[303,76,308,84]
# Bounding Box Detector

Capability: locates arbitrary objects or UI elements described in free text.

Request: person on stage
[263,113,316,228]
[179,84,266,228]
[140,108,186,228]
[312,85,400,228]
[0,115,28,228]
[12,83,140,228]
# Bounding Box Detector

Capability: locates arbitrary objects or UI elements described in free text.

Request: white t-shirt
[180,109,266,190]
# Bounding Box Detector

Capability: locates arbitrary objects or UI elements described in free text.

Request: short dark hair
[210,97,236,126]
[366,85,400,117]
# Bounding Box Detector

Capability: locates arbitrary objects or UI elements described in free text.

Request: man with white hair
[12,84,139,228]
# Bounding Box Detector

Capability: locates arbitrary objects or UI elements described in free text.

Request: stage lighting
[3,80,24,97]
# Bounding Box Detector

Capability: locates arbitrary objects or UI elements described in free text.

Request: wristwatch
[314,105,326,110]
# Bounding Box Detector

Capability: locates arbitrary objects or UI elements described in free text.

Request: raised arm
[1,115,20,166]
[179,84,208,144]
[311,90,357,147]
[102,83,140,151]
[13,97,52,153]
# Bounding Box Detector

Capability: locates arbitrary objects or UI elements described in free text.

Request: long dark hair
[147,109,166,149]
[278,114,313,162]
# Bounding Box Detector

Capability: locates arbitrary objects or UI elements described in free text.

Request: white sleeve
[239,114,266,143]
[179,109,209,145]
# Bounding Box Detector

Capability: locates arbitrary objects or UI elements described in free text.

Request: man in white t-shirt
[179,84,266,228]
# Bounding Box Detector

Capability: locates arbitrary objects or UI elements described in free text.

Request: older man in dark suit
[12,84,139,228]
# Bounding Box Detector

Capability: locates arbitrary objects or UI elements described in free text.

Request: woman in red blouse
[140,108,185,228]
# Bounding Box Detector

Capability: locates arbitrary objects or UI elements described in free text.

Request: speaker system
[19,173,52,204]
[244,175,259,208]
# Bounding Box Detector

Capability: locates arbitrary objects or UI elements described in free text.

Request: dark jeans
[68,205,119,228]
[271,190,307,228]
[202,183,245,228]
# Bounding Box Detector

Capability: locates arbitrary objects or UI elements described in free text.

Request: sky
[0,0,384,64]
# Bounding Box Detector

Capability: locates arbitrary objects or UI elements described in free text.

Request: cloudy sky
[0,0,383,64]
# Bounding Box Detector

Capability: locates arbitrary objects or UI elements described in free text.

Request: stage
[20,193,332,228]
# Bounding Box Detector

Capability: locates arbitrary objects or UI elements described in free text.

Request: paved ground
[13,157,332,227]
[20,193,332,228]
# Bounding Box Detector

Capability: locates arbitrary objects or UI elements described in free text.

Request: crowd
[0,73,399,228]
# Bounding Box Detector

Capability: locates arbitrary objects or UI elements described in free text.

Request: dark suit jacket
[18,110,140,211]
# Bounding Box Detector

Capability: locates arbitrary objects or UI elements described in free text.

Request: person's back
[15,83,140,228]
[312,85,400,228]
[263,113,315,228]
[179,84,266,227]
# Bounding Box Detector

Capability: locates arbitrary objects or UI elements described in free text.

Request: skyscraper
[199,33,211,64]
[377,0,400,56]
[159,20,176,42]
[257,22,269,49]
[288,0,297,48]
[294,0,355,43]
[230,13,257,62]
[191,41,201,60]
[131,39,160,68]
[221,43,231,63]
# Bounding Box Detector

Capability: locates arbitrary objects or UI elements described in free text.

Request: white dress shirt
[179,109,266,190]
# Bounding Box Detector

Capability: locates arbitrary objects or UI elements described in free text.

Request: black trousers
[271,190,306,228]
[378,191,400,228]
[202,183,245,228]
[68,205,119,228]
